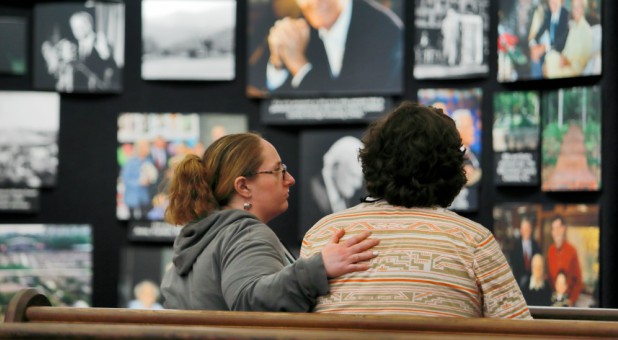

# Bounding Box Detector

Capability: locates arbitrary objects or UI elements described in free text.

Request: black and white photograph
[414,0,489,79]
[0,91,60,188]
[493,91,540,185]
[0,224,92,318]
[497,0,602,82]
[117,112,248,221]
[142,0,236,81]
[298,128,366,237]
[0,16,27,75]
[118,245,172,309]
[247,0,404,98]
[33,1,125,93]
[418,88,483,212]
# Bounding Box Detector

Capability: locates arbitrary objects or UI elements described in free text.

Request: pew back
[4,289,618,339]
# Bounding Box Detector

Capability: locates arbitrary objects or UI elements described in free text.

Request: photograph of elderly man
[299,129,365,235]
[247,0,403,97]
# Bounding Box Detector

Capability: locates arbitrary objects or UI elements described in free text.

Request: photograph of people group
[33,1,124,93]
[116,112,247,221]
[498,0,602,81]
[414,0,489,79]
[494,204,599,307]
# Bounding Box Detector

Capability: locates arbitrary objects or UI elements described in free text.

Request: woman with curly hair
[301,102,531,318]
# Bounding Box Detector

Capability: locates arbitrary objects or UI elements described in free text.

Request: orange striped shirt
[301,201,531,319]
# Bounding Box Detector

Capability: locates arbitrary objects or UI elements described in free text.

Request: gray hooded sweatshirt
[160,209,329,311]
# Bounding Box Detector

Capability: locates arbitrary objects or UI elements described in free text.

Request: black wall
[1,0,617,308]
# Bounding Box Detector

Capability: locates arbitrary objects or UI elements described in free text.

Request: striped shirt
[301,200,531,319]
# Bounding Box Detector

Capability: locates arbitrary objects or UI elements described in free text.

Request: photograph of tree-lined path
[541,86,601,192]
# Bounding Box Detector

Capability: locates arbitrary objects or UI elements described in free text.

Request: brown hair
[165,133,263,225]
[359,102,467,208]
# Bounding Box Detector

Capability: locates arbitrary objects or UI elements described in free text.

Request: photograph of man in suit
[509,215,541,288]
[36,3,123,93]
[300,135,364,234]
[257,0,403,96]
[529,0,569,78]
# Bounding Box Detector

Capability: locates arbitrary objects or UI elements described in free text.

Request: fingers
[355,250,379,262]
[342,230,372,247]
[328,228,346,244]
[349,238,380,254]
[347,263,371,272]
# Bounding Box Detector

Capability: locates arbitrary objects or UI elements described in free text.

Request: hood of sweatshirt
[172,209,259,276]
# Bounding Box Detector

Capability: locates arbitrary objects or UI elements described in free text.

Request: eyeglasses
[247,164,288,180]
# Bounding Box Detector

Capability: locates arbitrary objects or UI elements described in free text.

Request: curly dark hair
[359,102,467,208]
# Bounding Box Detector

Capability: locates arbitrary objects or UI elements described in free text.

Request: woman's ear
[234,176,252,199]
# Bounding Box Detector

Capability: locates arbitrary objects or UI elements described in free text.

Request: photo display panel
[117,112,248,221]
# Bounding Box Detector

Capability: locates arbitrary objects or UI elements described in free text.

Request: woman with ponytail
[161,132,378,311]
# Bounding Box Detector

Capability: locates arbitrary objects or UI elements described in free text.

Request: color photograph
[493,91,540,185]
[298,128,366,237]
[0,91,60,188]
[414,0,489,79]
[117,112,248,221]
[246,0,404,97]
[0,16,27,75]
[541,86,601,192]
[418,88,482,212]
[33,1,125,93]
[494,203,600,307]
[497,0,602,82]
[118,245,172,309]
[0,224,92,318]
[142,0,236,81]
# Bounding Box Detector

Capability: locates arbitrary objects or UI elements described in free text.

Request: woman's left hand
[321,229,379,278]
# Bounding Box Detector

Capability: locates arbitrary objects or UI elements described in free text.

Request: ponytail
[165,154,217,226]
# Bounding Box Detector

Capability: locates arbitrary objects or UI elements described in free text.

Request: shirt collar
[318,0,352,47]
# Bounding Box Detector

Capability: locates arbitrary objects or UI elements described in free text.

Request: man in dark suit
[69,11,118,91]
[509,216,541,288]
[265,0,402,95]
[529,0,569,78]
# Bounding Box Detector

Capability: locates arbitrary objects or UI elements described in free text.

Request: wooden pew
[3,288,618,339]
[529,306,618,321]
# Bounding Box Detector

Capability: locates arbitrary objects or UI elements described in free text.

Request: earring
[243,202,252,210]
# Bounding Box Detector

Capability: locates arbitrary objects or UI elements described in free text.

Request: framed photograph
[497,0,602,82]
[33,1,125,93]
[117,112,248,221]
[493,91,540,185]
[118,245,172,309]
[246,0,404,97]
[414,0,489,79]
[142,0,236,81]
[0,91,60,188]
[298,128,366,237]
[541,86,601,192]
[418,88,482,212]
[494,203,600,307]
[0,224,93,318]
[0,16,27,75]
